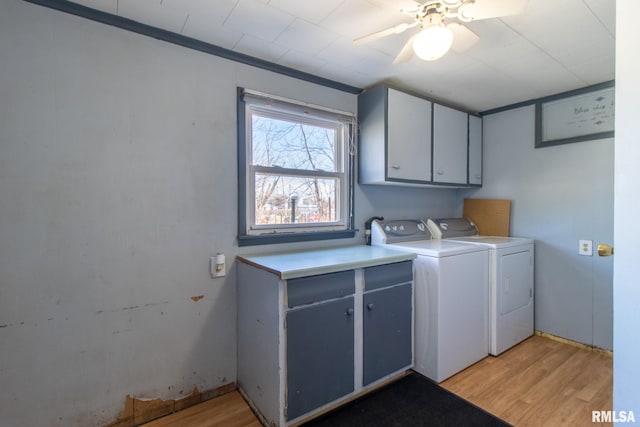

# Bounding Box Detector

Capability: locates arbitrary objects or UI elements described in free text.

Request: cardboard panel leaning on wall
[462,198,511,236]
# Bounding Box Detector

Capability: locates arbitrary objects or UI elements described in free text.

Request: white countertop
[237,245,416,279]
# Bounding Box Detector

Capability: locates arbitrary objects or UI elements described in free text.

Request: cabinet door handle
[391,165,400,170]
[367,303,375,311]
[345,307,354,316]
[436,170,444,175]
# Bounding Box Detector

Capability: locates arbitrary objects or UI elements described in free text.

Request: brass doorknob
[597,243,614,257]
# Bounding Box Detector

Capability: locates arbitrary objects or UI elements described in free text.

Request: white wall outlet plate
[579,240,593,256]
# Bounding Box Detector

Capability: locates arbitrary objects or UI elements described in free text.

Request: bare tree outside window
[251,113,341,226]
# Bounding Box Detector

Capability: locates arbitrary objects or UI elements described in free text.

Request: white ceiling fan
[353,0,529,62]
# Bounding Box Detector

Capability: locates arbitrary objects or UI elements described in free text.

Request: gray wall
[461,105,614,350]
[0,1,458,425]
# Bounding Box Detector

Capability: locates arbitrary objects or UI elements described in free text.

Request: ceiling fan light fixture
[413,25,454,61]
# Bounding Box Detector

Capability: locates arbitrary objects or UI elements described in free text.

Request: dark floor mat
[302,372,511,427]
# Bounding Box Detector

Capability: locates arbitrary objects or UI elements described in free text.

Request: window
[238,88,355,246]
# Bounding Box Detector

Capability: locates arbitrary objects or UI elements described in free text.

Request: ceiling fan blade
[448,23,480,53]
[393,34,418,64]
[353,22,417,45]
[458,0,528,21]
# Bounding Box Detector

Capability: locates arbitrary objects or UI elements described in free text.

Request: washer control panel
[371,219,431,244]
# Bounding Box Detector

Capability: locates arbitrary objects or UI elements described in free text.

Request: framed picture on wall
[535,81,615,148]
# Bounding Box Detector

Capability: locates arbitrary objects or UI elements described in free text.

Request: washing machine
[371,219,489,382]
[427,218,534,355]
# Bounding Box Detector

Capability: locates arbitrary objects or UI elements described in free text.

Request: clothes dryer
[427,218,534,355]
[371,219,489,382]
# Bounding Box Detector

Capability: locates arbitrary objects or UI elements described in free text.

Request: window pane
[254,174,339,225]
[252,114,338,172]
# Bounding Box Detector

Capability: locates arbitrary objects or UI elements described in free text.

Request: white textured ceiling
[68,0,615,113]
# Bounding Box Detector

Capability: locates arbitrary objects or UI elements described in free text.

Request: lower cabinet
[237,260,413,426]
[363,284,412,385]
[286,296,355,420]
[363,262,413,386]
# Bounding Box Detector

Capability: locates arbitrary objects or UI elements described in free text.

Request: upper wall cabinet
[468,115,483,186]
[433,104,468,185]
[358,86,432,185]
[358,85,482,188]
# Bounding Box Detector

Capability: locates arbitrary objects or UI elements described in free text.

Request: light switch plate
[211,254,226,277]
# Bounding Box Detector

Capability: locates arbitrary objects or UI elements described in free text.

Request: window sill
[238,230,356,247]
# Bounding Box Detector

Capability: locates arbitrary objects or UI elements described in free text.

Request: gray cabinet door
[433,103,468,184]
[387,88,433,182]
[363,284,412,385]
[286,296,355,420]
[468,115,483,185]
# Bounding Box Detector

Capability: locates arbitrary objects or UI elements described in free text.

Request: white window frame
[238,88,355,246]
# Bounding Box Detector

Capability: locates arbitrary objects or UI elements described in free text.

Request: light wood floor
[440,335,613,426]
[142,335,612,427]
